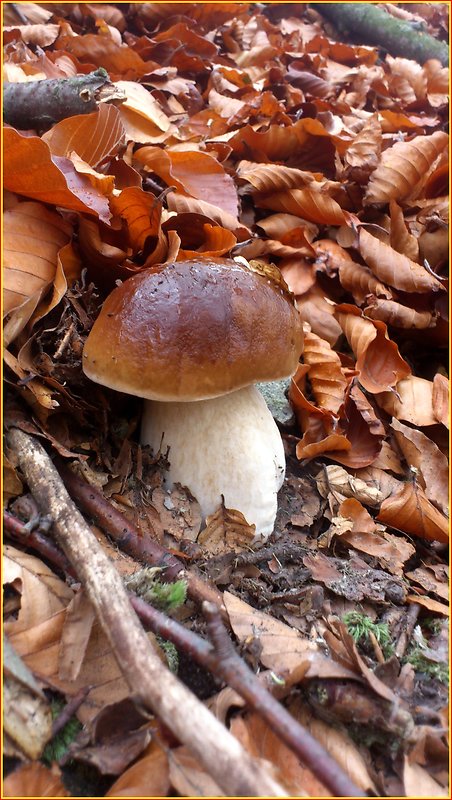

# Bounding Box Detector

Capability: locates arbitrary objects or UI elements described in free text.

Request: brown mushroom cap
[83,258,304,401]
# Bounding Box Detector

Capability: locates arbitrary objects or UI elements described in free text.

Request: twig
[57,462,226,612]
[395,602,421,659]
[8,428,286,797]
[11,3,29,23]
[4,509,76,579]
[52,688,90,738]
[130,594,366,797]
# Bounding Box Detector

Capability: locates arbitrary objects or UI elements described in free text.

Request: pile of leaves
[3,2,449,798]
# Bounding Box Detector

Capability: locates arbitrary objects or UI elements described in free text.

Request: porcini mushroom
[83,258,303,540]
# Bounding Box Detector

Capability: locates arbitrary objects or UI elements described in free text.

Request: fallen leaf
[3,200,72,315]
[41,103,125,167]
[3,546,74,634]
[198,504,255,556]
[3,763,69,797]
[376,376,438,426]
[106,741,170,796]
[390,419,449,513]
[4,128,111,224]
[377,481,448,543]
[364,131,448,204]
[334,304,411,393]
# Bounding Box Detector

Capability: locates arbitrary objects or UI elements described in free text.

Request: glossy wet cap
[83,258,304,401]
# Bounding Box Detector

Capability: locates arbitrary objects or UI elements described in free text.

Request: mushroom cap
[83,257,304,401]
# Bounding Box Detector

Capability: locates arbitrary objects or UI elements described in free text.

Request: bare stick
[8,428,286,797]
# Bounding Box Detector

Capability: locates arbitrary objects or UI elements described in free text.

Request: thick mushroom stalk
[141,385,285,540]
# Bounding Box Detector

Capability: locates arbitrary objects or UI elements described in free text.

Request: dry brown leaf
[376,376,437,426]
[109,188,163,253]
[389,200,419,261]
[432,373,449,428]
[316,464,386,507]
[105,741,170,797]
[364,131,449,204]
[41,103,125,167]
[166,193,248,239]
[168,747,224,797]
[4,23,60,46]
[338,259,393,305]
[176,222,237,260]
[301,329,348,414]
[8,610,160,724]
[344,113,382,177]
[3,763,69,797]
[3,456,24,503]
[3,546,74,634]
[256,188,347,225]
[198,504,255,556]
[135,146,238,217]
[390,419,449,514]
[59,588,96,682]
[3,201,72,315]
[358,227,444,293]
[406,565,449,602]
[279,258,317,295]
[288,697,377,794]
[294,285,342,346]
[406,594,449,616]
[334,304,411,393]
[4,128,111,223]
[237,160,318,193]
[334,497,415,575]
[223,591,356,682]
[114,81,174,143]
[364,297,438,329]
[403,758,449,798]
[230,712,330,796]
[377,481,448,543]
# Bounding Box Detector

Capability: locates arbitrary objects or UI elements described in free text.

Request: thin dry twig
[58,462,226,612]
[8,427,287,798]
[130,594,366,797]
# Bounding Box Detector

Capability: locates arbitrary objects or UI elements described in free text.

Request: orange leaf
[136,146,239,217]
[255,188,347,225]
[110,188,162,253]
[432,373,449,428]
[295,285,342,346]
[377,482,448,543]
[54,32,154,78]
[105,741,170,797]
[334,304,411,393]
[302,330,348,414]
[364,130,448,204]
[237,160,319,193]
[42,104,125,167]
[375,376,437,426]
[390,419,449,515]
[358,228,444,293]
[4,128,111,223]
[389,200,419,261]
[364,297,438,329]
[3,201,72,315]
[3,763,68,797]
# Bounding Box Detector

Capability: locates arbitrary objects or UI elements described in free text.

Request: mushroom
[83,258,304,540]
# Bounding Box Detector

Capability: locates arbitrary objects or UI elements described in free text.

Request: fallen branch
[131,594,366,797]
[312,2,449,66]
[3,69,125,131]
[7,427,287,797]
[58,462,226,612]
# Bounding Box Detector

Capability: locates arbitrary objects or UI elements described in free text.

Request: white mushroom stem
[141,385,286,540]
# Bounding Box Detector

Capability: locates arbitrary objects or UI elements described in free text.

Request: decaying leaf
[198,503,255,556]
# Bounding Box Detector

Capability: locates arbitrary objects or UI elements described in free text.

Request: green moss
[343,611,394,658]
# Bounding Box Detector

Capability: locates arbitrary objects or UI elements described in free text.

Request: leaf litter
[2,2,449,797]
